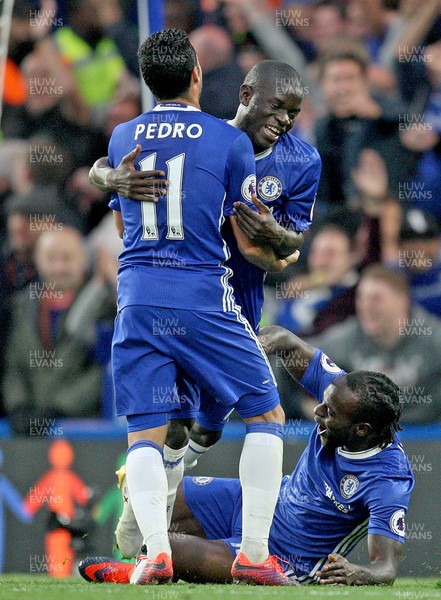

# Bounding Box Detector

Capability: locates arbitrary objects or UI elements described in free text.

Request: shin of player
[164,443,188,528]
[238,414,284,565]
[125,424,173,584]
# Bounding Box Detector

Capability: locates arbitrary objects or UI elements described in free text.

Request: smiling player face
[239,80,302,153]
[313,376,362,450]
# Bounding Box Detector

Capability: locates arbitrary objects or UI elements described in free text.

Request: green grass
[0,576,440,600]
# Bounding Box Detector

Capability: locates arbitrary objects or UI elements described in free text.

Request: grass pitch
[0,576,440,600]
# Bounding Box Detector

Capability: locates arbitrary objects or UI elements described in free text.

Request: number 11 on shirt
[139,153,185,240]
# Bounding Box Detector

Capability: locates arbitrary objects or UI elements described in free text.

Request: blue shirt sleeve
[299,348,346,403]
[108,126,122,211]
[223,132,257,217]
[109,193,121,211]
[365,477,414,543]
[283,148,321,232]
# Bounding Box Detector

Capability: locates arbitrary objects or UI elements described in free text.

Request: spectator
[164,0,202,32]
[399,40,441,220]
[0,140,28,206]
[393,0,440,107]
[342,0,397,93]
[217,0,324,112]
[305,265,441,424]
[2,0,54,110]
[276,224,358,335]
[3,140,83,232]
[2,51,104,170]
[391,0,441,220]
[398,208,441,319]
[189,25,245,118]
[344,0,389,58]
[91,0,141,77]
[3,227,116,434]
[309,1,345,56]
[37,0,128,126]
[101,80,142,142]
[315,41,416,217]
[0,185,59,415]
[1,186,74,297]
[351,148,402,265]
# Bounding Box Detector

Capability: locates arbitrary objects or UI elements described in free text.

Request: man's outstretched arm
[316,534,402,585]
[258,325,316,381]
[89,145,168,201]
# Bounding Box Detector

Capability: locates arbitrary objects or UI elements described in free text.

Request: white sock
[164,443,188,529]
[184,440,212,471]
[239,430,283,564]
[126,443,171,559]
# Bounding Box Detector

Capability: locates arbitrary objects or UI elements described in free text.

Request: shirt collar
[254,146,274,161]
[153,102,200,112]
[337,443,392,460]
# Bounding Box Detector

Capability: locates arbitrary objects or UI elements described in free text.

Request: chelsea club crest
[257,176,282,201]
[193,477,213,486]
[340,474,359,499]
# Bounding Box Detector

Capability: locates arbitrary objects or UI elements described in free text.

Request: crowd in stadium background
[1,0,441,433]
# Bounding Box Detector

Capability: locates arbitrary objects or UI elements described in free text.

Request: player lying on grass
[89,59,321,559]
[79,325,414,586]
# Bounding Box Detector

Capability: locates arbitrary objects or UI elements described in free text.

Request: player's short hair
[346,371,403,448]
[243,60,304,99]
[359,264,410,297]
[138,29,197,101]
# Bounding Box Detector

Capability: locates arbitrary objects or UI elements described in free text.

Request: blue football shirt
[270,349,415,582]
[108,103,256,312]
[223,132,322,330]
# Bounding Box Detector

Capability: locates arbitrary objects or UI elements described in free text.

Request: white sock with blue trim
[239,423,283,564]
[164,443,188,529]
[126,441,171,559]
[184,440,212,471]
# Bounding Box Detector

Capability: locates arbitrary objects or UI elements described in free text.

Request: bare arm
[230,216,299,273]
[89,145,168,201]
[394,0,440,59]
[316,534,402,585]
[258,325,316,381]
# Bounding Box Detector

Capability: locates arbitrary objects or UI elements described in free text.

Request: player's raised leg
[184,423,223,471]
[184,391,227,471]
[164,416,195,528]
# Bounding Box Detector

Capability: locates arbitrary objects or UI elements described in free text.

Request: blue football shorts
[112,305,278,429]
